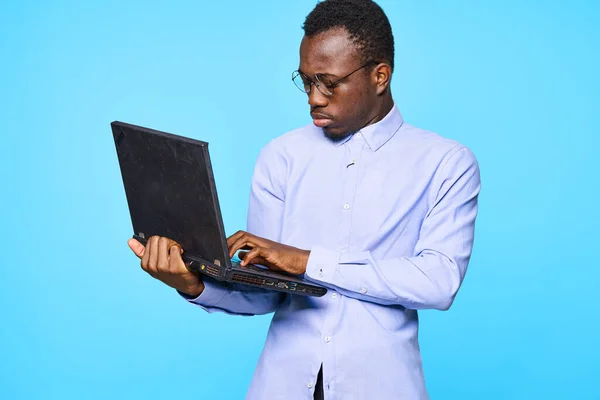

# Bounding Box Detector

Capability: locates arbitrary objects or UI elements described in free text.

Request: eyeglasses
[292,60,377,97]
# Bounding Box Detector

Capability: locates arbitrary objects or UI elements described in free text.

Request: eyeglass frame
[292,59,379,97]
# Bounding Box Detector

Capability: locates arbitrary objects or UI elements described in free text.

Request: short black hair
[302,0,395,71]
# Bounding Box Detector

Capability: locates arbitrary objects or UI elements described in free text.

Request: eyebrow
[298,69,340,79]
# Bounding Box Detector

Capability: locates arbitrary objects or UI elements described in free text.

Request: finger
[238,251,269,268]
[226,230,246,248]
[169,244,186,273]
[165,238,183,252]
[229,237,255,258]
[147,236,160,276]
[240,246,265,267]
[240,247,257,266]
[168,240,184,265]
[232,244,254,259]
[249,248,285,272]
[157,237,170,272]
[128,238,145,259]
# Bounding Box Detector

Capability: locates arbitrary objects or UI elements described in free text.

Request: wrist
[181,281,205,298]
[301,250,311,273]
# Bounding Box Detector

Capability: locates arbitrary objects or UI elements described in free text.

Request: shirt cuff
[178,278,229,307]
[305,246,340,284]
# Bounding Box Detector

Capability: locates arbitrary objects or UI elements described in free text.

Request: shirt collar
[333,103,404,151]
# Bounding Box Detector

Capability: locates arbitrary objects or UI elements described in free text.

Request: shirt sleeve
[304,147,481,310]
[180,140,287,315]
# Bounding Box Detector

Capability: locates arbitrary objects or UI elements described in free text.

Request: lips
[311,112,333,128]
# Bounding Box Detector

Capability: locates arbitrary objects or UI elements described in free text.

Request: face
[298,27,381,138]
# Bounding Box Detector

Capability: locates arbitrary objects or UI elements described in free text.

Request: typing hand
[128,236,205,297]
[227,231,310,275]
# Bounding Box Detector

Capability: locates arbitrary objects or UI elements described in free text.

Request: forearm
[305,247,466,310]
[179,277,285,316]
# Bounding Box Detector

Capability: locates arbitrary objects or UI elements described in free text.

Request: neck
[362,95,395,129]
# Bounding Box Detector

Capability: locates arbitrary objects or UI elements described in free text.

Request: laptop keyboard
[232,261,293,278]
[232,261,268,272]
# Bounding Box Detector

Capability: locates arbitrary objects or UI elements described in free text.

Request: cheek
[336,85,366,110]
[325,80,374,132]
[345,85,372,120]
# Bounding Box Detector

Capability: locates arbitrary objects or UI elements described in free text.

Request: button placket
[339,140,362,244]
[319,139,362,396]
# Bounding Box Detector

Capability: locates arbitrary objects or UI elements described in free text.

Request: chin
[323,126,352,141]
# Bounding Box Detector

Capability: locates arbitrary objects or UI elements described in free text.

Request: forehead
[299,27,360,75]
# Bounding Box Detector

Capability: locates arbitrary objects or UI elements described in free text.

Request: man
[128,0,481,399]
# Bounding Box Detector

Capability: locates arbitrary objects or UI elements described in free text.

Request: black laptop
[111,121,327,297]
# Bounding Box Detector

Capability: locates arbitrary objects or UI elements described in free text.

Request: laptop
[111,121,327,297]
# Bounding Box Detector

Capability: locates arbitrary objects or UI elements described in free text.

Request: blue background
[1,1,598,399]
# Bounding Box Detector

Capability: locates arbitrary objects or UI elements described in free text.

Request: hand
[227,231,310,275]
[128,236,205,297]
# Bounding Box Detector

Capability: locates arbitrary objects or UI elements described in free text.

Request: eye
[317,74,335,89]
[297,74,310,85]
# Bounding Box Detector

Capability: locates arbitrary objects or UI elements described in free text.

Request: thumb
[166,238,183,254]
[169,244,188,271]
[127,238,145,258]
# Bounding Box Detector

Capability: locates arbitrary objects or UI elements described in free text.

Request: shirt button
[356,132,362,138]
[307,382,313,388]
[325,336,331,342]
[332,293,337,299]
[343,204,350,210]
[360,288,367,294]
[319,269,324,277]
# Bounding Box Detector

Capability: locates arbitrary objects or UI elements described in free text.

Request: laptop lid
[111,121,231,274]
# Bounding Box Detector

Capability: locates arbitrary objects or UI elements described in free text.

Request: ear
[372,63,392,95]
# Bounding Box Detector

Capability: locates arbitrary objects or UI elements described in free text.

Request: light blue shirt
[183,104,480,400]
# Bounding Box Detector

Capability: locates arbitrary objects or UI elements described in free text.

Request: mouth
[311,112,333,128]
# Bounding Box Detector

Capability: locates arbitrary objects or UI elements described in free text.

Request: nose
[307,84,328,108]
